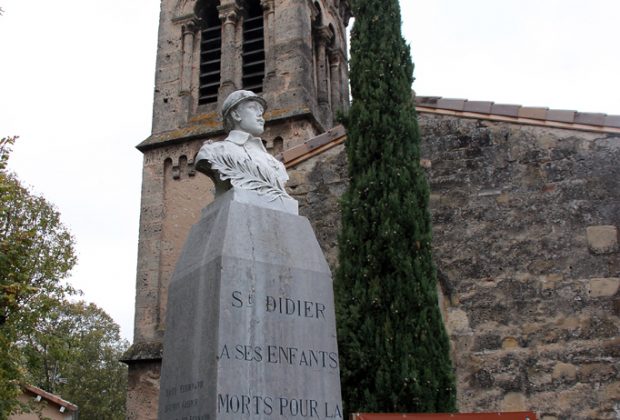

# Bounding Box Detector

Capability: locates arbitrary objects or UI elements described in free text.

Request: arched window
[242,1,265,92]
[198,1,222,105]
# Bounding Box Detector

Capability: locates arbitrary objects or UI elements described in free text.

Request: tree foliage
[0,137,77,330]
[20,301,129,420]
[1,136,74,416]
[0,332,23,416]
[335,0,457,414]
[0,137,128,418]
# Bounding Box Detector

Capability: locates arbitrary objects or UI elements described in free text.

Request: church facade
[124,0,620,418]
[123,0,351,418]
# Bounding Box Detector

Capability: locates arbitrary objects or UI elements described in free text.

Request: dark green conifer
[335,0,457,414]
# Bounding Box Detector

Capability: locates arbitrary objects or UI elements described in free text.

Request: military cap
[221,90,267,120]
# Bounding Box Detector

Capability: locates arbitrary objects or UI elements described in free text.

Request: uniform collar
[226,130,266,151]
[226,130,251,145]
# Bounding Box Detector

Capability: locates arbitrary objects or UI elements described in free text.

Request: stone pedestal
[158,190,342,419]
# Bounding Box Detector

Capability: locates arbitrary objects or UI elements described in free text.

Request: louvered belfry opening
[198,1,222,105]
[242,1,265,92]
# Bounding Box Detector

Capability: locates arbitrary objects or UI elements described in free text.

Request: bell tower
[123,0,351,418]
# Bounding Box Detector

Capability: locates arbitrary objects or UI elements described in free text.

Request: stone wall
[287,113,620,419]
[287,144,348,270]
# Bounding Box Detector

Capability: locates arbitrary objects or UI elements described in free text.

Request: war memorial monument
[125,0,620,417]
[157,90,343,420]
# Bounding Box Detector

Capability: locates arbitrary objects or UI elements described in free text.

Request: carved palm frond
[206,152,291,201]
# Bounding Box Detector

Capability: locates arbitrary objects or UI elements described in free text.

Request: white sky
[1,0,619,341]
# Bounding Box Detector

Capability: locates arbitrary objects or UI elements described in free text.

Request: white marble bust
[195,90,294,206]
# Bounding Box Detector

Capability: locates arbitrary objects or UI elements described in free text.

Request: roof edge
[282,98,620,169]
[22,384,78,412]
[415,96,620,134]
[280,124,347,168]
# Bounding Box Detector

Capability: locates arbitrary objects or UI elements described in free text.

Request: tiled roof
[22,384,78,412]
[280,124,347,168]
[415,96,620,133]
[281,98,620,168]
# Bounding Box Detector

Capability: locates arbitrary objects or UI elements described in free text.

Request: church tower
[123,0,351,418]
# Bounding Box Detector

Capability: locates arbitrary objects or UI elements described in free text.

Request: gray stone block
[158,190,342,419]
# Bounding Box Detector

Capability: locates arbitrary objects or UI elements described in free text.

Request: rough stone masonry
[286,112,620,420]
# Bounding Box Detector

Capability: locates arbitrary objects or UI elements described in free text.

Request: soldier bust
[195,90,296,210]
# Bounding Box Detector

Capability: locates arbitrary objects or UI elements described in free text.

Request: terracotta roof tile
[23,384,78,411]
[546,109,576,123]
[283,98,620,169]
[306,125,346,150]
[281,125,347,167]
[574,112,606,126]
[490,104,521,117]
[281,126,347,164]
[415,96,441,107]
[282,144,309,162]
[464,101,493,114]
[604,115,620,128]
[415,95,620,133]
[518,107,548,120]
[436,98,467,111]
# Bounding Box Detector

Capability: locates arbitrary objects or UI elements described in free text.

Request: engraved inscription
[217,393,342,419]
[231,291,327,320]
[163,382,205,415]
[180,381,204,393]
[218,344,338,369]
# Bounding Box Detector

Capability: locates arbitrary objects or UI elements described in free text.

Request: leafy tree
[20,301,129,420]
[0,332,24,417]
[0,141,127,417]
[0,136,77,417]
[335,0,457,415]
[0,137,77,330]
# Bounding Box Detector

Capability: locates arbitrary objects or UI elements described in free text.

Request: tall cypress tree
[335,0,457,414]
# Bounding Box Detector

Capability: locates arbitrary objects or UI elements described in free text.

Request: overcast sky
[1,0,619,341]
